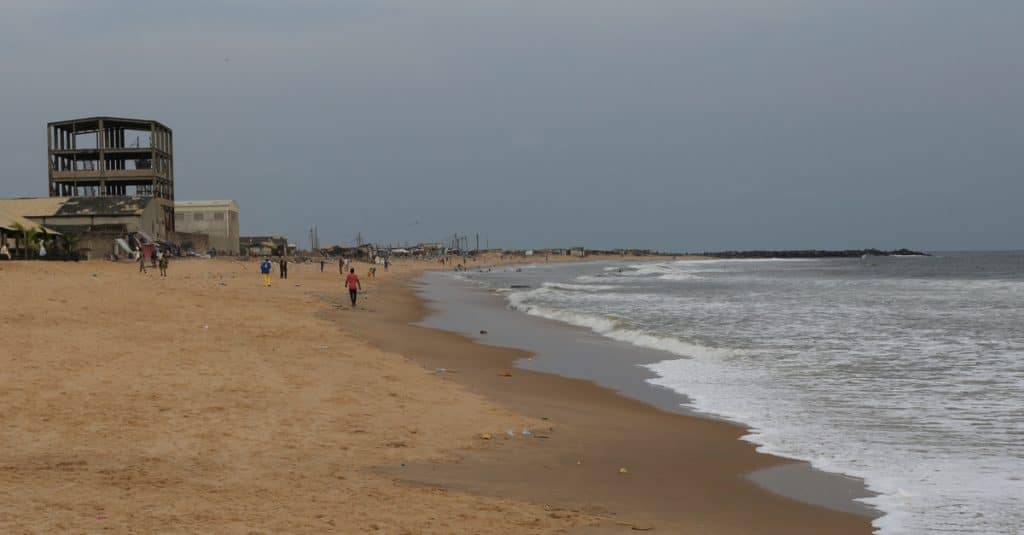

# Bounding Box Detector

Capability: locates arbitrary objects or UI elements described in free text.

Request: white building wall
[174,201,240,254]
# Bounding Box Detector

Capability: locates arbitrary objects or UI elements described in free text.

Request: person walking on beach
[260,257,273,287]
[279,257,288,279]
[320,259,325,272]
[0,241,9,260]
[137,249,147,273]
[346,268,362,307]
[158,251,169,277]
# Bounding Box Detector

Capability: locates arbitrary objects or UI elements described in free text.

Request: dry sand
[0,255,873,534]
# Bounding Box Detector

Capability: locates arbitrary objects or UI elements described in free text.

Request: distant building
[1,206,60,257]
[174,200,240,254]
[0,196,165,237]
[240,235,289,257]
[0,196,165,258]
[47,116,175,236]
[417,242,445,257]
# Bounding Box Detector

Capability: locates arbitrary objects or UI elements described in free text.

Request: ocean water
[456,252,1024,534]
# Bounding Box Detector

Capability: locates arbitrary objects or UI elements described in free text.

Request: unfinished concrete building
[47,117,175,236]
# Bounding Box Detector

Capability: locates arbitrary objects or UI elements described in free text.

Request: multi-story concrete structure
[174,200,240,254]
[47,116,175,236]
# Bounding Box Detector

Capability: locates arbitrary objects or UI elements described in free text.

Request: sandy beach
[0,256,874,533]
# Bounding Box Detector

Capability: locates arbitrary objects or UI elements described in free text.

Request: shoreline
[338,261,878,533]
[414,268,879,518]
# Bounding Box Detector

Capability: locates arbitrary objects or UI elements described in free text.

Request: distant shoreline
[700,248,928,259]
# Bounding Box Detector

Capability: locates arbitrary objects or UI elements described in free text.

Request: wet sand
[413,271,879,519]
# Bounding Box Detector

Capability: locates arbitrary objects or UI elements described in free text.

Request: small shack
[0,207,60,258]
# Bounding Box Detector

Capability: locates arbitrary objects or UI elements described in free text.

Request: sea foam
[487,255,1024,534]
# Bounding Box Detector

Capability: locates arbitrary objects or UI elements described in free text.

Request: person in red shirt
[346,268,362,307]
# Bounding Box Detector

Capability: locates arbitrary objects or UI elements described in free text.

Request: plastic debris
[498,371,513,377]
[479,330,488,334]
[619,467,629,474]
[521,428,532,436]
[479,433,492,440]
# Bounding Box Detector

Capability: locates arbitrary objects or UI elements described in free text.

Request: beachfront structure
[0,206,60,258]
[47,117,175,236]
[0,207,51,236]
[0,197,167,237]
[0,196,167,259]
[174,200,240,254]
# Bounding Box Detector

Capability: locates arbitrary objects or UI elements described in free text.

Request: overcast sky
[1,1,1021,251]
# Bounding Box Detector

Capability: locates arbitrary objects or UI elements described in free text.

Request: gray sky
[2,1,1021,251]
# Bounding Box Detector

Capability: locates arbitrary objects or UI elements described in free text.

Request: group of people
[259,257,293,285]
[137,249,170,277]
[0,239,51,260]
[260,257,365,308]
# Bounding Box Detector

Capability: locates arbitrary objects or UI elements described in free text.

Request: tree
[60,233,80,260]
[11,223,39,259]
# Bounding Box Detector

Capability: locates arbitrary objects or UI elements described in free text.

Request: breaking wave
[507,293,739,361]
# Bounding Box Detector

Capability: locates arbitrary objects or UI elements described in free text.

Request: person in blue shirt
[260,258,273,286]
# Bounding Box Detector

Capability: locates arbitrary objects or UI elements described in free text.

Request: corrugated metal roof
[0,197,69,218]
[0,208,59,234]
[55,196,153,216]
[0,208,43,232]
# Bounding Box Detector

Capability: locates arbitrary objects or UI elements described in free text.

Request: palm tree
[11,223,40,259]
